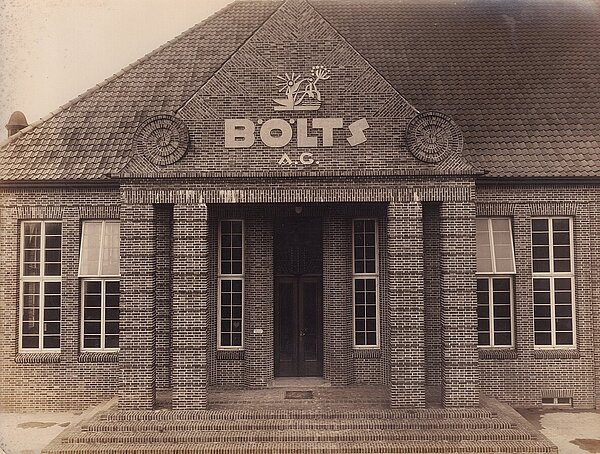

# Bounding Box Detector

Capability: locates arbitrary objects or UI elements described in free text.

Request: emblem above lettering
[273,66,331,111]
[223,66,370,152]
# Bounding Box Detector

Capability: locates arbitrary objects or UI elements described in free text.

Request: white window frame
[79,220,121,352]
[531,217,576,349]
[80,279,120,352]
[352,218,380,349]
[217,219,244,350]
[476,276,515,348]
[19,220,62,352]
[476,217,516,348]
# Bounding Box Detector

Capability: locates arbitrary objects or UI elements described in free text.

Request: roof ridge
[0,1,241,150]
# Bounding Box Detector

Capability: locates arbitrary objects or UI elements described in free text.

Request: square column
[172,203,209,409]
[119,204,156,410]
[387,201,426,408]
[323,214,353,385]
[245,214,274,387]
[440,201,479,407]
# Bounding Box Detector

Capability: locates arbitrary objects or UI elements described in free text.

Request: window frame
[352,218,380,349]
[78,220,121,352]
[476,276,515,348]
[78,220,121,278]
[475,217,516,348]
[531,217,576,349]
[80,279,120,352]
[19,220,62,353]
[217,219,245,350]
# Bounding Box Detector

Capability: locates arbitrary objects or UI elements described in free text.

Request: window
[79,221,120,351]
[476,218,515,347]
[353,219,379,347]
[542,397,572,407]
[531,217,575,347]
[20,221,62,351]
[218,220,244,349]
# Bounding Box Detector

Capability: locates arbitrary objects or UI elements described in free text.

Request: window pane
[353,220,377,275]
[80,222,102,275]
[23,222,42,277]
[491,218,515,273]
[220,220,243,277]
[43,336,60,349]
[354,278,377,346]
[105,335,119,349]
[100,222,120,276]
[219,278,243,347]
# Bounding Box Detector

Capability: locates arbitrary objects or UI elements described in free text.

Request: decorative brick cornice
[16,206,64,219]
[528,202,579,217]
[216,350,245,360]
[476,203,517,217]
[15,353,61,364]
[533,349,580,360]
[121,183,474,205]
[478,349,518,360]
[78,205,120,219]
[78,351,119,363]
[352,349,382,359]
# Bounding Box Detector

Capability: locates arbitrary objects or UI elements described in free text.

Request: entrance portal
[274,218,323,377]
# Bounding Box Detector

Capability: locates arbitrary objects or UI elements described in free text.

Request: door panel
[275,277,323,377]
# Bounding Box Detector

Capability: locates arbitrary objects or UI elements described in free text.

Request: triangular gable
[122,0,476,177]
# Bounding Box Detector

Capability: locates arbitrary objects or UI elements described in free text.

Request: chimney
[6,111,28,138]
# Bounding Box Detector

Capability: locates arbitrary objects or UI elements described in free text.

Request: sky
[0,0,235,131]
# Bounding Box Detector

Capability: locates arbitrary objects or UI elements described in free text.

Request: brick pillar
[61,208,80,364]
[119,204,156,410]
[245,214,274,387]
[323,214,352,385]
[440,201,479,407]
[155,205,173,390]
[171,203,208,409]
[387,201,426,408]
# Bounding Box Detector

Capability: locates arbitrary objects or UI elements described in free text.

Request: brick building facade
[1,0,599,412]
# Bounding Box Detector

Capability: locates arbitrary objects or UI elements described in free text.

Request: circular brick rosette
[406,111,463,163]
[134,114,189,166]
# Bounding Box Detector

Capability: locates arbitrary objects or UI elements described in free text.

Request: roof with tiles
[1,0,599,181]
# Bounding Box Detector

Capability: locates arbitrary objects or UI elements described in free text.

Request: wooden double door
[273,217,323,377]
[274,277,323,377]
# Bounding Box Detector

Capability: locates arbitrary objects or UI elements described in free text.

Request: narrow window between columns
[218,219,244,349]
[352,219,379,348]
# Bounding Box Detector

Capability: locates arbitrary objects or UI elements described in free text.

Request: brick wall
[476,183,599,409]
[0,188,120,411]
[1,180,597,411]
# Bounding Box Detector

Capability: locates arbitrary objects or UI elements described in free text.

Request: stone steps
[85,417,516,432]
[44,404,557,453]
[44,440,558,454]
[98,408,495,421]
[65,428,534,444]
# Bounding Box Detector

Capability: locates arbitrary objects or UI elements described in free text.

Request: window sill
[352,348,381,359]
[216,350,245,360]
[78,351,119,363]
[15,353,61,364]
[533,349,579,359]
[478,348,517,360]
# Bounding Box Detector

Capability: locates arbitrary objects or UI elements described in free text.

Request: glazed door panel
[275,277,323,377]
